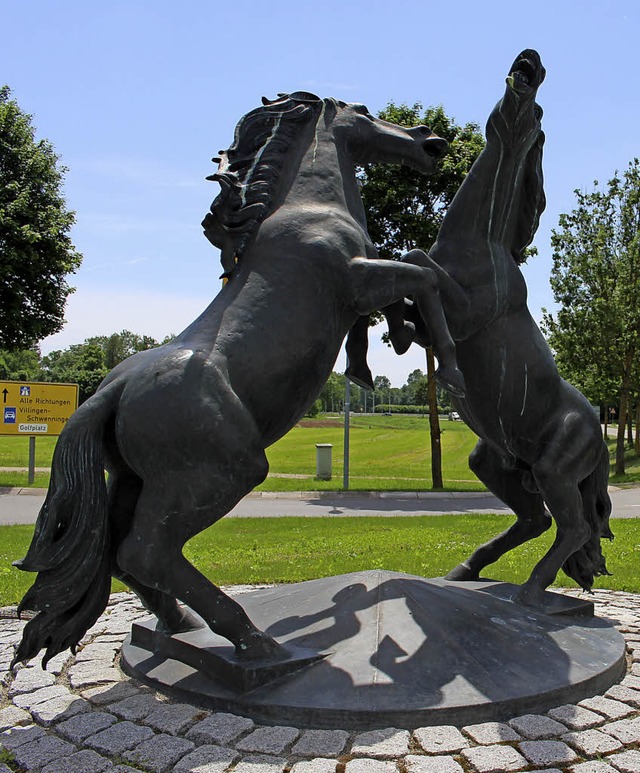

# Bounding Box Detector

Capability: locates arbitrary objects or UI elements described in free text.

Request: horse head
[331,100,448,173]
[488,49,545,152]
[488,50,547,263]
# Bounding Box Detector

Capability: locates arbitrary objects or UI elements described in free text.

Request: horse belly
[454,313,561,462]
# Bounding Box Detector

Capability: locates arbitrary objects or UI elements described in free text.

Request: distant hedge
[373,404,428,414]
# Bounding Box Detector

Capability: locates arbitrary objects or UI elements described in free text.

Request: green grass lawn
[0,415,483,491]
[3,414,640,492]
[2,514,638,607]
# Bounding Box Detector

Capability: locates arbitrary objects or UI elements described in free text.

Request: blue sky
[3,1,638,386]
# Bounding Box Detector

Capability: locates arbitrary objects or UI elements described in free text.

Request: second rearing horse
[405,50,613,606]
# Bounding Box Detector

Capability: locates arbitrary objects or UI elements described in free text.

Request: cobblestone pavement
[2,588,640,773]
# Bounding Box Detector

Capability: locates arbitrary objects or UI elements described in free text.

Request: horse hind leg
[107,467,202,634]
[446,439,552,581]
[515,417,600,607]
[116,459,287,661]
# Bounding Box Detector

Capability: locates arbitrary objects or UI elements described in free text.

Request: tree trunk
[627,408,634,448]
[615,351,636,476]
[426,348,443,489]
[635,400,640,455]
[603,404,608,440]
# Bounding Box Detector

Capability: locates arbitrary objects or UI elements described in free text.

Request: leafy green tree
[40,343,108,403]
[0,347,41,381]
[0,86,82,349]
[360,102,484,485]
[86,330,160,369]
[542,159,640,475]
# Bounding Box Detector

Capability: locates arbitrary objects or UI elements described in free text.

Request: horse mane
[202,91,324,277]
[512,129,546,265]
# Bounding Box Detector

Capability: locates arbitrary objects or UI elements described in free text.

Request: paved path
[2,486,640,526]
[2,588,640,772]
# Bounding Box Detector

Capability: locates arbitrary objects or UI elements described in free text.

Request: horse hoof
[435,367,466,398]
[345,366,374,391]
[389,322,416,355]
[235,632,289,662]
[156,607,205,635]
[445,562,478,581]
[513,585,546,608]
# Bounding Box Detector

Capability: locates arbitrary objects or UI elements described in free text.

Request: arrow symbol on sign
[2,389,7,404]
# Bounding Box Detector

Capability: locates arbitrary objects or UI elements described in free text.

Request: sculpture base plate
[120,571,625,729]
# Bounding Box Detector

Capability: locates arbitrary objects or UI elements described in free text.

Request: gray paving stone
[578,695,635,720]
[606,749,640,773]
[518,740,579,767]
[569,762,618,773]
[344,761,397,773]
[0,705,31,731]
[186,711,255,745]
[509,713,568,739]
[124,733,196,773]
[24,651,72,674]
[56,710,118,742]
[41,748,113,773]
[173,743,240,773]
[0,723,46,749]
[232,754,288,773]
[12,683,71,709]
[561,728,623,755]
[144,702,207,734]
[290,760,338,773]
[605,684,640,706]
[413,725,467,754]
[351,728,410,758]
[30,693,91,725]
[291,729,349,757]
[548,703,605,728]
[405,754,464,773]
[462,721,521,744]
[81,680,141,705]
[236,724,301,754]
[600,716,640,744]
[74,642,120,662]
[11,734,76,770]
[7,664,55,695]
[85,720,155,754]
[108,692,167,720]
[620,674,640,690]
[68,662,123,689]
[460,744,528,772]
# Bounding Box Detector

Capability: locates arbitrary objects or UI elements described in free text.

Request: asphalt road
[1,487,639,526]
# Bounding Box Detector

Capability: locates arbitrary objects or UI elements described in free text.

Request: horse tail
[562,441,613,591]
[12,384,121,669]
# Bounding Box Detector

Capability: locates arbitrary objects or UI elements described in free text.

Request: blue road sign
[4,407,17,423]
[19,386,31,396]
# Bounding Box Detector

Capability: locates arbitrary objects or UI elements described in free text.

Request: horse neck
[280,112,366,228]
[439,129,526,250]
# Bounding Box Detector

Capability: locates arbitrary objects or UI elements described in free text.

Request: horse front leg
[348,257,465,396]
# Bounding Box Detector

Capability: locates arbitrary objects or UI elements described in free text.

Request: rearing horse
[14,92,463,666]
[406,50,612,605]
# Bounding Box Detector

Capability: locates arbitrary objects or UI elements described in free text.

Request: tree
[86,330,161,369]
[0,86,82,350]
[0,347,41,381]
[542,159,640,475]
[40,343,108,403]
[360,102,484,485]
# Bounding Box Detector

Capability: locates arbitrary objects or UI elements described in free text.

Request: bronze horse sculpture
[13,92,464,666]
[403,49,613,604]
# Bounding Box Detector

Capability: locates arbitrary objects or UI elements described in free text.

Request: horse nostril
[424,137,449,158]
